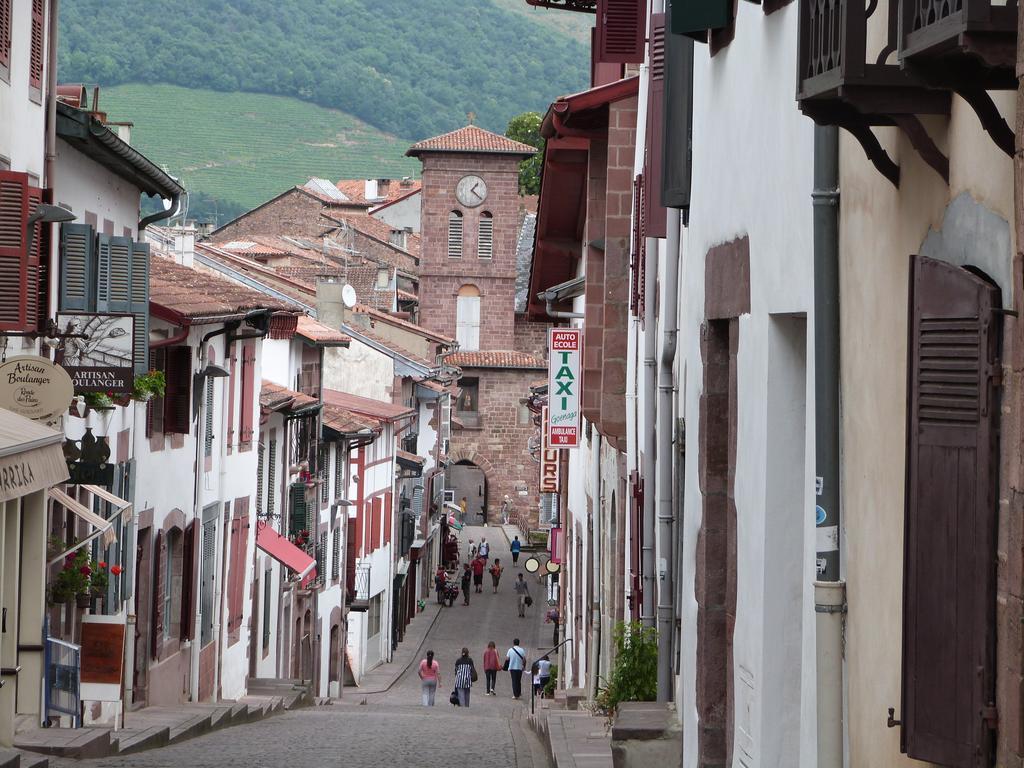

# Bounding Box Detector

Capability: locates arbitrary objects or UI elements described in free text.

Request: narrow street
[52,527,554,768]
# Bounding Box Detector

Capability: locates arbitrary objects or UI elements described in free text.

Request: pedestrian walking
[418,650,441,706]
[454,647,477,708]
[536,655,552,698]
[504,638,527,700]
[501,494,512,525]
[478,538,489,562]
[511,535,521,565]
[489,558,504,593]
[471,555,486,593]
[459,496,468,524]
[461,563,472,605]
[514,572,531,617]
[434,566,446,605]
[483,641,500,695]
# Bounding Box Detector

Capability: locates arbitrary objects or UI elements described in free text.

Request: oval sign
[524,556,541,573]
[0,355,74,421]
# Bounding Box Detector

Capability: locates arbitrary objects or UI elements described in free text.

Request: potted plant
[132,370,166,402]
[83,391,115,411]
[51,549,91,606]
[91,561,109,598]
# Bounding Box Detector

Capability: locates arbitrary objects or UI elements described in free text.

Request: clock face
[456,175,488,207]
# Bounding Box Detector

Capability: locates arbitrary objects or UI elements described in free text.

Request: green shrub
[543,664,558,698]
[593,622,658,718]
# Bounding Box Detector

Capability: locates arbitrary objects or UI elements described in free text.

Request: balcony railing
[346,563,371,612]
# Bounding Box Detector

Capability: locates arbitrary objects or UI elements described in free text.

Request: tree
[506,111,544,196]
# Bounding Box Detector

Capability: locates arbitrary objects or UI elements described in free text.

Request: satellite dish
[341,284,358,308]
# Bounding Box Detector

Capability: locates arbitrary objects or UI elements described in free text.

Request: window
[200,508,218,647]
[595,0,645,63]
[262,568,272,651]
[267,439,277,520]
[256,442,265,516]
[316,531,327,585]
[163,533,175,639]
[447,210,464,258]
[644,15,667,239]
[319,445,329,504]
[146,349,166,437]
[204,377,215,458]
[455,285,481,351]
[239,342,256,447]
[331,526,341,581]
[0,0,11,75]
[162,346,192,435]
[367,594,382,638]
[0,172,46,332]
[334,445,343,502]
[29,0,43,93]
[456,378,480,428]
[477,212,493,259]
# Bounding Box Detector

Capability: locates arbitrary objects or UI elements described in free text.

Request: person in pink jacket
[482,640,500,696]
[418,649,441,706]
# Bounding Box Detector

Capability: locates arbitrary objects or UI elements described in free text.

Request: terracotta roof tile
[260,381,319,412]
[322,403,380,436]
[448,351,547,369]
[330,212,422,259]
[322,389,416,422]
[336,178,422,206]
[149,253,298,320]
[407,125,537,157]
[396,448,425,466]
[352,304,453,345]
[295,316,351,346]
[344,323,434,368]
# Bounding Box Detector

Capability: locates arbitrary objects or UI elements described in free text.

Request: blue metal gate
[44,623,80,726]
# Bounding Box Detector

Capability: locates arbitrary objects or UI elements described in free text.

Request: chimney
[316,278,346,330]
[172,226,195,268]
[364,179,378,201]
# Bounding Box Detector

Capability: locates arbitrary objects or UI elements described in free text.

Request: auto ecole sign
[547,328,582,449]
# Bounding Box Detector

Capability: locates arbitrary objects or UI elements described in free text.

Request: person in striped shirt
[453,647,478,708]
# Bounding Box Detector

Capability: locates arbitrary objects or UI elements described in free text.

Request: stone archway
[446,460,488,524]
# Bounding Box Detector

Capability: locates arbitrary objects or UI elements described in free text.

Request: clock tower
[407,125,536,351]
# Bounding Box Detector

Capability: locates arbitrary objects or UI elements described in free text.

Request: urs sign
[547,328,582,449]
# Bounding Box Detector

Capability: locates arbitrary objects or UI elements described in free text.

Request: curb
[353,605,445,695]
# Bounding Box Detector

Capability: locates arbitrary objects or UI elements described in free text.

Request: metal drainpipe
[43,0,58,189]
[812,124,845,768]
[655,210,679,700]
[641,234,657,630]
[590,429,602,697]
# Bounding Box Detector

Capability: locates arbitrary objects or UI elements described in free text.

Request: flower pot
[75,593,91,609]
[135,392,154,403]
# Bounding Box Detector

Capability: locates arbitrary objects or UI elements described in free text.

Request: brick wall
[513,315,550,358]
[417,153,522,349]
[448,366,543,528]
[583,140,608,427]
[212,189,332,241]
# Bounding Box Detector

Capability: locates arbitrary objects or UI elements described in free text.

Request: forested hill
[59,0,590,141]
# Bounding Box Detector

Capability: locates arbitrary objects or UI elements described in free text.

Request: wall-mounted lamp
[200,363,229,378]
[26,205,75,258]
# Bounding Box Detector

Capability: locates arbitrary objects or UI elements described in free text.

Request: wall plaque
[0,356,74,421]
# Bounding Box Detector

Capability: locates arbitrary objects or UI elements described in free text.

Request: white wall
[323,341,393,402]
[54,140,141,235]
[0,0,47,177]
[371,191,421,234]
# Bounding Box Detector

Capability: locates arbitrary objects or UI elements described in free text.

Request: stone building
[407,126,549,526]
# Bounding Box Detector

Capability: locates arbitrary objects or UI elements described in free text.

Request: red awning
[256,522,316,588]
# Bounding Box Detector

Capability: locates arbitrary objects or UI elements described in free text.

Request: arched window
[456,284,481,351]
[447,210,463,258]
[477,211,493,259]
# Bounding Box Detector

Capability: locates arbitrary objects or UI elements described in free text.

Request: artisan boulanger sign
[547,328,582,448]
[55,314,134,394]
[0,355,75,421]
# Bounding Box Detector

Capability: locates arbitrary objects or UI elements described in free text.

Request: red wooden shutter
[163,346,192,434]
[597,0,645,64]
[28,0,43,90]
[239,342,256,445]
[370,497,381,552]
[23,186,43,333]
[0,171,28,330]
[644,14,668,239]
[226,349,237,446]
[590,26,623,87]
[902,254,1000,767]
[151,530,165,659]
[630,175,642,316]
[345,516,357,599]
[180,521,196,640]
[227,507,248,643]
[383,491,392,545]
[0,0,11,72]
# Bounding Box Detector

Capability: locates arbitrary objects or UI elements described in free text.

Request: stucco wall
[0,0,46,178]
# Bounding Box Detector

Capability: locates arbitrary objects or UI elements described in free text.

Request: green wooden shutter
[289,482,308,537]
[59,223,96,312]
[663,13,695,214]
[96,235,132,313]
[130,241,150,374]
[670,0,730,38]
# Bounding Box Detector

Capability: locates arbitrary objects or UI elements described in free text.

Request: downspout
[590,429,602,697]
[43,0,57,189]
[641,231,657,630]
[139,194,181,233]
[812,124,844,768]
[655,211,678,701]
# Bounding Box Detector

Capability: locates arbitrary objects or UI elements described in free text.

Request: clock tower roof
[406,125,536,159]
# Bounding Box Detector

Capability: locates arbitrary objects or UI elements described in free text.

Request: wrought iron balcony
[898,0,1017,155]
[798,0,951,185]
[345,563,371,612]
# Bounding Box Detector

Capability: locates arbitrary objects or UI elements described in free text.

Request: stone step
[114,725,170,755]
[17,751,49,768]
[14,727,111,759]
[167,712,213,744]
[0,748,21,768]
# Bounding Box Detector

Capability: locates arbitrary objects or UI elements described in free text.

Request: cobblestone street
[51,526,555,768]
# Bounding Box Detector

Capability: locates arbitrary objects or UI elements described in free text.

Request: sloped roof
[449,351,547,369]
[149,254,298,321]
[352,304,453,345]
[260,381,319,413]
[344,323,435,369]
[322,389,416,422]
[331,212,422,259]
[322,403,379,436]
[407,125,537,157]
[515,212,537,314]
[336,178,421,206]
[304,177,350,204]
[295,315,351,346]
[275,264,395,311]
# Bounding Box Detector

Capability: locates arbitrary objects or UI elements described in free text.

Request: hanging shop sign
[0,355,74,421]
[55,313,134,394]
[547,328,582,448]
[540,407,560,494]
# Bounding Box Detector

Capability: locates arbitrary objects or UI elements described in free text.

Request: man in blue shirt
[505,638,527,700]
[511,535,521,565]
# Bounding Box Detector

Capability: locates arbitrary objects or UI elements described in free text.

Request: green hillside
[490,0,593,43]
[59,0,589,142]
[103,84,419,224]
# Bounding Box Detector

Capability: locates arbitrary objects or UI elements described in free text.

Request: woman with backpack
[453,647,478,708]
[418,650,441,706]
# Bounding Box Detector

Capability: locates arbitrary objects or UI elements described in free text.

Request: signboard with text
[540,406,560,493]
[546,328,582,448]
[55,313,134,395]
[0,355,74,421]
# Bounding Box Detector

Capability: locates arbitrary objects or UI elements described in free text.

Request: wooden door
[903,254,1000,767]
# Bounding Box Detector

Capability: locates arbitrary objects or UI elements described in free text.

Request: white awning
[0,408,69,503]
[82,484,133,523]
[48,487,116,556]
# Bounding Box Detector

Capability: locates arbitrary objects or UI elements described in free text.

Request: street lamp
[26,204,75,257]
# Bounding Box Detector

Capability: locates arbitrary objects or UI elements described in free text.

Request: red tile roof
[149,254,298,321]
[329,212,422,259]
[322,389,416,422]
[449,351,547,369]
[396,448,425,466]
[336,179,422,206]
[295,315,351,346]
[344,322,434,368]
[352,304,453,345]
[276,265,395,311]
[322,403,380,436]
[260,381,319,412]
[407,125,537,157]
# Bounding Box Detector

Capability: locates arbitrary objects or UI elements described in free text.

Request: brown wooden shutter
[590,26,623,87]
[239,342,256,445]
[180,520,196,640]
[23,185,44,333]
[227,349,237,447]
[227,510,247,641]
[33,187,51,332]
[644,14,668,239]
[902,254,1000,767]
[345,516,357,600]
[0,0,11,72]
[163,346,192,435]
[28,0,43,90]
[0,171,28,330]
[151,529,165,659]
[630,174,642,316]
[597,0,645,64]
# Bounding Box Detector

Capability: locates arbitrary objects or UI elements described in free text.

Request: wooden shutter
[345,517,357,597]
[239,342,255,445]
[0,171,28,330]
[902,254,1000,767]
[644,14,668,239]
[663,19,694,215]
[59,223,96,312]
[228,506,248,640]
[669,0,730,39]
[591,26,624,87]
[597,0,645,63]
[332,526,341,581]
[477,213,493,259]
[151,529,165,659]
[267,439,277,520]
[289,483,308,537]
[130,241,150,374]
[180,521,196,640]
[23,186,44,333]
[28,0,43,90]
[0,0,11,72]
[163,346,192,435]
[227,350,237,446]
[256,442,265,516]
[96,235,132,313]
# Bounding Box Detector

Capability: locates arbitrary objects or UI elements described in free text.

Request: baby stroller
[443,575,460,607]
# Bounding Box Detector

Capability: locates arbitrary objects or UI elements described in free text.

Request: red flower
[98,561,107,569]
[110,565,123,576]
[79,565,91,575]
